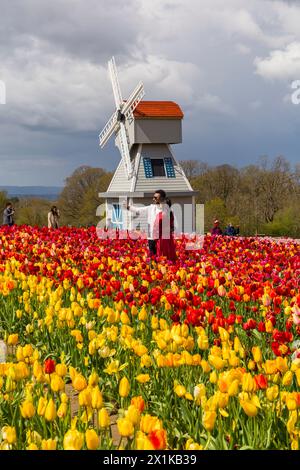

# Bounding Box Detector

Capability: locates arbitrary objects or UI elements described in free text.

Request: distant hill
[0,186,62,200]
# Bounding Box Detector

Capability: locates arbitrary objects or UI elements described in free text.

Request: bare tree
[179,160,209,180]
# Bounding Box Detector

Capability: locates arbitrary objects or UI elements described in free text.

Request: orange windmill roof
[133,101,184,120]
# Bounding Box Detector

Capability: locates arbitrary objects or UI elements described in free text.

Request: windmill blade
[118,123,133,179]
[99,110,120,148]
[122,81,145,122]
[108,56,123,109]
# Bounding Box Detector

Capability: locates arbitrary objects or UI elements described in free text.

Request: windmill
[98,57,198,233]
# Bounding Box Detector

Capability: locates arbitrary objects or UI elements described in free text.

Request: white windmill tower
[99,57,198,233]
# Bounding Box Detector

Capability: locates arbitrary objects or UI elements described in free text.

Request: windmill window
[143,157,175,178]
[151,159,166,177]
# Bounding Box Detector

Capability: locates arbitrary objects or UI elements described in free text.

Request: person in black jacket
[224,222,236,236]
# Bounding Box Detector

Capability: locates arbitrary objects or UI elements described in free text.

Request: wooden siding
[134,144,192,192]
[107,146,139,193]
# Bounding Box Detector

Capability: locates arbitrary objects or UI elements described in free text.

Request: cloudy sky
[1,0,300,186]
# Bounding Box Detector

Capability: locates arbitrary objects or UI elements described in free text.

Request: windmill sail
[99,56,145,179]
[122,82,145,123]
[108,56,122,108]
[118,124,133,178]
[99,110,119,148]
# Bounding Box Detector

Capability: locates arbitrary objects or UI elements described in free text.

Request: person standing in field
[3,202,15,226]
[48,205,60,229]
[126,190,166,258]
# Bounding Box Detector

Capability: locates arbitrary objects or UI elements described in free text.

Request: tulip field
[0,225,299,450]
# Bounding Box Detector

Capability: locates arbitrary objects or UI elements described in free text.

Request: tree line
[181,156,300,237]
[1,156,299,237]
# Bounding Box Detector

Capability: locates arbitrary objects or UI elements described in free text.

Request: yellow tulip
[50,374,65,393]
[228,379,239,397]
[126,405,141,426]
[202,411,217,432]
[194,383,206,399]
[174,384,186,397]
[44,398,56,422]
[78,388,92,407]
[291,439,299,451]
[135,431,155,450]
[266,385,279,402]
[85,429,99,450]
[208,355,226,370]
[240,400,258,417]
[282,371,293,387]
[295,369,300,387]
[210,370,218,384]
[55,363,67,377]
[263,360,277,375]
[117,417,134,437]
[63,429,84,450]
[73,374,87,391]
[287,411,297,434]
[218,327,229,342]
[286,396,297,411]
[138,307,148,321]
[242,373,257,393]
[140,354,152,368]
[201,359,211,373]
[136,374,150,384]
[91,386,103,409]
[20,400,35,419]
[7,334,19,346]
[185,438,203,450]
[252,346,262,363]
[98,408,110,428]
[140,414,162,434]
[119,377,130,397]
[120,311,130,324]
[16,346,24,362]
[2,426,17,444]
[41,438,57,450]
[27,443,39,450]
[228,352,240,367]
[197,334,209,350]
[37,396,48,416]
[57,402,68,419]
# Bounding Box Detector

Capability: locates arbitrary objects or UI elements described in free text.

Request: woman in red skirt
[153,199,177,263]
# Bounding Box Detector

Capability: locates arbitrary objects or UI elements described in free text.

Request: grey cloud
[0,0,140,62]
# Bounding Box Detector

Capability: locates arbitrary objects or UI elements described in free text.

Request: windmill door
[111,203,123,229]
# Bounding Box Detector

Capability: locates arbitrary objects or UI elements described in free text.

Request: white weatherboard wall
[107,145,139,193]
[134,144,191,193]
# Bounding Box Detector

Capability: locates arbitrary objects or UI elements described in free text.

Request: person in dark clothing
[225,222,236,236]
[3,202,15,226]
[211,219,222,235]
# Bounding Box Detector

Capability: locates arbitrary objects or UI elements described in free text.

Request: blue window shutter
[143,157,153,178]
[164,157,175,178]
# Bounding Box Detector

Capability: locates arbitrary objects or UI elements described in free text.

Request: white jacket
[129,204,161,240]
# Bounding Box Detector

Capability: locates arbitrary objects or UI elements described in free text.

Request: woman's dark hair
[155,189,166,200]
[165,198,172,208]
